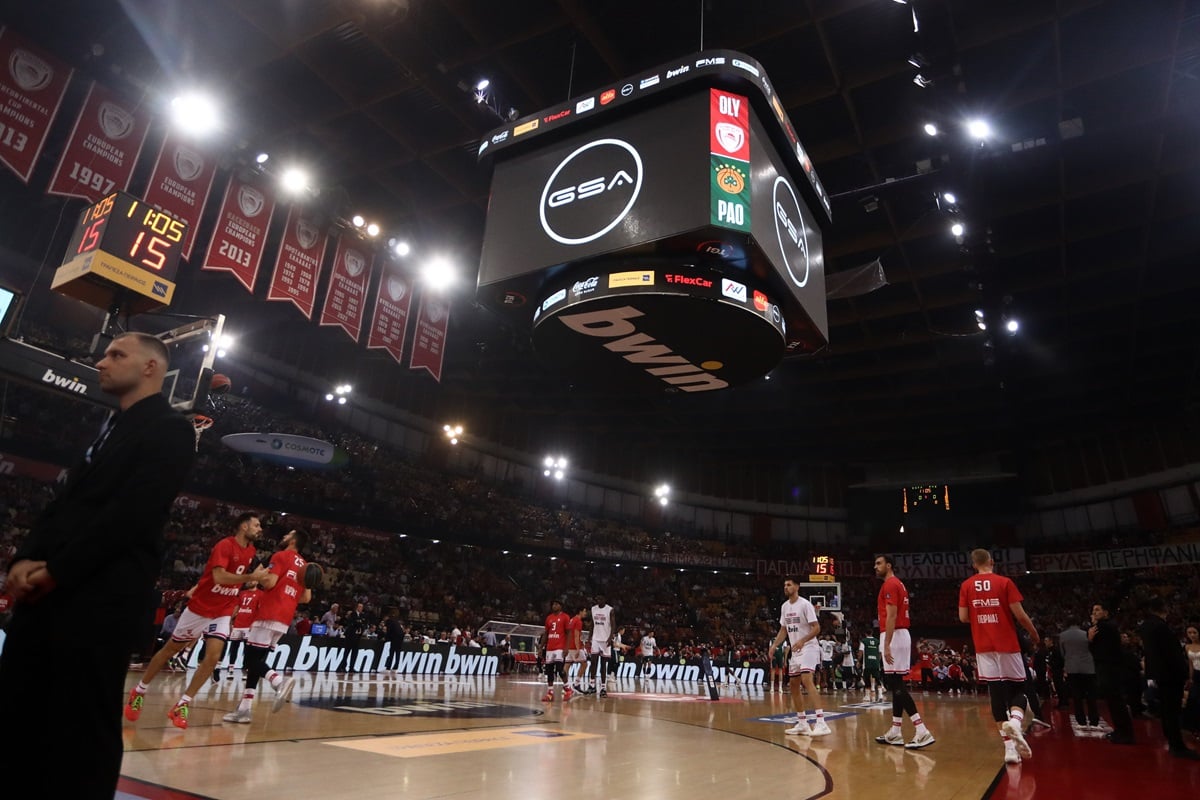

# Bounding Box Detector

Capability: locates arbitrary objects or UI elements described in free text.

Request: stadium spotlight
[443,423,464,445]
[279,166,309,195]
[366,222,380,237]
[966,118,992,141]
[950,222,965,237]
[543,454,568,479]
[654,483,671,506]
[421,256,457,291]
[255,152,270,164]
[476,78,490,91]
[169,91,220,136]
[1005,318,1020,334]
[923,122,938,136]
[351,214,365,228]
[393,240,411,257]
[942,191,957,205]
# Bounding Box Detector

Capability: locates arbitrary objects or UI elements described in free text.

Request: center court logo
[539,138,643,246]
[772,176,811,287]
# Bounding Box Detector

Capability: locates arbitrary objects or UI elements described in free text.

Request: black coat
[1139,615,1189,687]
[12,392,195,616]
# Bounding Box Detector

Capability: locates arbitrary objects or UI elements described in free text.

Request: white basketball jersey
[780,596,819,653]
[591,604,614,645]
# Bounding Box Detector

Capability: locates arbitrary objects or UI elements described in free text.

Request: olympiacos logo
[386,277,408,302]
[426,299,448,324]
[296,219,320,249]
[539,138,643,246]
[173,146,204,181]
[98,102,135,140]
[9,49,52,92]
[343,249,366,278]
[714,122,744,155]
[238,185,265,217]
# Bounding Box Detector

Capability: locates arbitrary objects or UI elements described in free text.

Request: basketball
[303,562,324,589]
[209,373,232,394]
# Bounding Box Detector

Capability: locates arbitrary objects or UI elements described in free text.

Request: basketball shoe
[124,689,144,721]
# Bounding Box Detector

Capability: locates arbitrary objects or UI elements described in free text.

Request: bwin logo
[42,368,88,395]
[558,306,729,392]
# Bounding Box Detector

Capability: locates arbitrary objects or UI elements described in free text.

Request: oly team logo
[343,249,365,278]
[296,219,320,249]
[173,146,204,181]
[539,138,643,246]
[237,185,265,217]
[98,102,135,140]
[772,176,811,288]
[9,49,52,92]
[714,122,744,154]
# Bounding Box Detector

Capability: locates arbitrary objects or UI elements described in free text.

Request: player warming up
[542,600,572,702]
[768,578,831,737]
[873,554,935,749]
[959,548,1039,764]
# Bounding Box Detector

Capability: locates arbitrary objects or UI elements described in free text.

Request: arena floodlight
[966,118,992,140]
[170,91,220,136]
[280,167,309,195]
[951,222,965,237]
[1006,318,1020,334]
[393,240,411,257]
[352,215,365,228]
[421,256,457,291]
[923,123,938,136]
[255,152,270,164]
[476,78,490,91]
[942,192,957,205]
[366,222,380,237]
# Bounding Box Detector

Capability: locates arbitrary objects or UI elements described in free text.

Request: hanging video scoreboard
[52,190,186,313]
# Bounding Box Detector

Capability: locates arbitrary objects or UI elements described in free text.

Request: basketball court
[113,668,1200,800]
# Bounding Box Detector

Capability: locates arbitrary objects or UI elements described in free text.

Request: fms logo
[539,138,643,246]
[772,176,811,288]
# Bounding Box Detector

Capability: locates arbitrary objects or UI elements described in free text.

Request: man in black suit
[0,332,196,798]
[1139,595,1200,760]
[1090,601,1135,744]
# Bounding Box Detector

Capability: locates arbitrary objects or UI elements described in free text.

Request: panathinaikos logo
[711,156,750,232]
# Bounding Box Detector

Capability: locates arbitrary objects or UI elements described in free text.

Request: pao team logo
[98,102,135,140]
[343,249,366,278]
[238,185,265,218]
[9,49,53,92]
[386,277,408,302]
[173,146,204,181]
[296,219,320,249]
[772,176,810,288]
[539,138,643,246]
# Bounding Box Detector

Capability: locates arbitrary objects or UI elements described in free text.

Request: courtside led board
[52,190,186,313]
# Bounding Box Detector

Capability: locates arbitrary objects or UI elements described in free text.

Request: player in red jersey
[223,528,313,723]
[959,548,1040,765]
[873,554,935,749]
[541,599,572,702]
[565,606,589,693]
[125,513,268,729]
[213,582,261,681]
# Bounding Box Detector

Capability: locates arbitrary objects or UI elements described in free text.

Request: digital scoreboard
[52,190,186,313]
[807,554,836,583]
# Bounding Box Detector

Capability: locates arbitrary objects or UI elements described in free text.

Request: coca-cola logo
[571,276,599,297]
[98,101,135,140]
[9,48,52,92]
[173,146,204,181]
[237,185,265,218]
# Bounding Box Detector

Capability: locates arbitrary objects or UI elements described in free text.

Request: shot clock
[807,554,835,583]
[52,190,187,313]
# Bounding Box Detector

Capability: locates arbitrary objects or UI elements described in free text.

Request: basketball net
[191,414,214,451]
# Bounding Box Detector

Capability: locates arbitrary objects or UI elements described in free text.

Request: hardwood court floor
[120,672,1011,800]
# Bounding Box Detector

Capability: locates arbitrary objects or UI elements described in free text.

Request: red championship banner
[47,81,151,202]
[0,27,73,183]
[319,237,372,342]
[267,206,328,319]
[201,174,276,292]
[142,130,218,259]
[408,292,450,382]
[366,270,414,363]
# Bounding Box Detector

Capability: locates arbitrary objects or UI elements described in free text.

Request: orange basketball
[209,373,232,394]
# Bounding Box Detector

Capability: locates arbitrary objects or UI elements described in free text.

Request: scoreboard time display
[52,190,186,312]
[807,554,835,583]
[903,484,951,514]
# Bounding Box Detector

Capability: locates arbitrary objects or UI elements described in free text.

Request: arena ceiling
[5,0,1200,488]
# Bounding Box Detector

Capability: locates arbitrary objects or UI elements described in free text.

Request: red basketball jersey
[232,587,261,630]
[187,536,257,619]
[255,549,308,625]
[877,575,911,630]
[565,615,584,650]
[958,572,1023,654]
[544,612,569,650]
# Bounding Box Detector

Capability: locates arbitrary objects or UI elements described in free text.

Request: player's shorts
[229,626,249,642]
[172,607,232,642]
[883,629,913,674]
[975,651,1026,682]
[590,644,612,658]
[771,651,786,668]
[247,620,289,649]
[566,649,588,663]
[863,660,883,678]
[788,644,821,676]
[544,649,564,663]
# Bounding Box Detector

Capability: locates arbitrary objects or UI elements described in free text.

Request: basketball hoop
[191,414,214,450]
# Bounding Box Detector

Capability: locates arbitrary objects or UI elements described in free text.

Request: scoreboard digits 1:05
[65,191,186,282]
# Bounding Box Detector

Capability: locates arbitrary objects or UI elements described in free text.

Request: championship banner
[366,270,414,364]
[201,173,276,292]
[142,130,218,259]
[267,206,328,319]
[319,237,372,343]
[408,292,450,382]
[1028,542,1200,573]
[47,81,151,202]
[0,27,73,183]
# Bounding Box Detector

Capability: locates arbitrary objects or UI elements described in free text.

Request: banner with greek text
[1028,543,1200,573]
[267,206,328,319]
[408,292,450,381]
[367,270,414,364]
[319,237,372,343]
[47,81,151,202]
[0,27,73,183]
[201,173,276,292]
[142,130,218,259]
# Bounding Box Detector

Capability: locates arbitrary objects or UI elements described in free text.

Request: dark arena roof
[1,0,1198,504]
